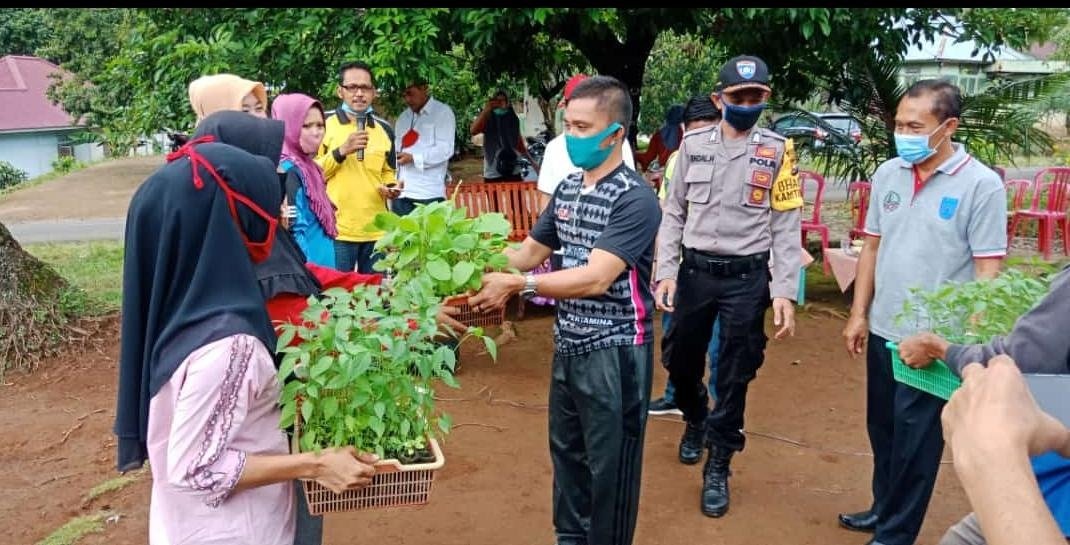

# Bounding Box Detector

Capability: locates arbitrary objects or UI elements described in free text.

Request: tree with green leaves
[638,31,726,137]
[41,8,1053,156]
[796,9,1070,182]
[0,8,52,57]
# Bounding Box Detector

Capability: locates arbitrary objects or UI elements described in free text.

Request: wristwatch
[520,273,538,299]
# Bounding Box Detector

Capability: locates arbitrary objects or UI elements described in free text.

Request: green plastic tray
[886,341,961,400]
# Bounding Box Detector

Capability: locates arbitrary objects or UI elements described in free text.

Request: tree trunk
[0,220,71,378]
[554,19,659,152]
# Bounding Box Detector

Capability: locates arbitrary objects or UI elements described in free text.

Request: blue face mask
[341,103,373,116]
[721,100,767,132]
[894,120,949,164]
[493,107,509,116]
[566,122,622,171]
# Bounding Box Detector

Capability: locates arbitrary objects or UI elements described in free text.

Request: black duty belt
[682,248,770,277]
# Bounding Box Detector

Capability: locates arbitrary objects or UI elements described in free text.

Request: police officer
[654,54,802,518]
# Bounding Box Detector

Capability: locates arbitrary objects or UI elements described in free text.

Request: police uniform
[654,55,802,518]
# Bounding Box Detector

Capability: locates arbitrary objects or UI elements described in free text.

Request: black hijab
[114,112,288,471]
[193,113,322,300]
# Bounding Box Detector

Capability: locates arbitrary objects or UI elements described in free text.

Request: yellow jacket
[316,110,397,242]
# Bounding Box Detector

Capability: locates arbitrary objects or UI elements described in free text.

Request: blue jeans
[660,312,719,403]
[334,240,381,274]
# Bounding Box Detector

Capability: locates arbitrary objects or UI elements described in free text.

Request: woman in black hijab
[115,111,376,545]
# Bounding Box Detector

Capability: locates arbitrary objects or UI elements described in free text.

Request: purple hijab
[271,93,337,238]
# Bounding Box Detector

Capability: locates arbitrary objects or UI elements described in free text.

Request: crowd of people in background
[114,55,1070,545]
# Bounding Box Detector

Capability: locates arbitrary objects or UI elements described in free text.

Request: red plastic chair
[1008,167,1070,260]
[1005,179,1032,211]
[799,170,830,273]
[847,181,872,241]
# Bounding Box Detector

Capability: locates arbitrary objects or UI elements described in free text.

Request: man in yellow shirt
[317,60,398,273]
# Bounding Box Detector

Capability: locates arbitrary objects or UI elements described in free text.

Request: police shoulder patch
[759,128,786,142]
[684,124,717,139]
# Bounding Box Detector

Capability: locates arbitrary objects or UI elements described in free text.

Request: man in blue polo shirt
[838,79,1007,545]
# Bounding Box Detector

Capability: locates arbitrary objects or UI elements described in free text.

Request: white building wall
[0,131,60,179]
[74,142,106,163]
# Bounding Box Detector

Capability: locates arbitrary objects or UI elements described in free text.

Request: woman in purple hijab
[272,93,338,267]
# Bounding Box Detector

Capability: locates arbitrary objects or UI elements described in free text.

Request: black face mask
[721,101,767,132]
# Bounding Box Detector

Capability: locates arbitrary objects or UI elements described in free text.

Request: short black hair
[683,95,721,123]
[904,79,962,121]
[568,75,632,129]
[405,77,429,89]
[338,61,375,87]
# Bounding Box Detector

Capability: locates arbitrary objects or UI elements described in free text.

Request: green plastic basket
[886,341,962,400]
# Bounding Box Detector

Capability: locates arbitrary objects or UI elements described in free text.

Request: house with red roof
[0,55,104,179]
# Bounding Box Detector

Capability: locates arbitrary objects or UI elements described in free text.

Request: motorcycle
[167,131,190,153]
[524,128,552,169]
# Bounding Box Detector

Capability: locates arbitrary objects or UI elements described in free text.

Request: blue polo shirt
[1032,452,1070,536]
[863,144,1007,342]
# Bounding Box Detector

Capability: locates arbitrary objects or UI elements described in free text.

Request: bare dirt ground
[2,303,970,545]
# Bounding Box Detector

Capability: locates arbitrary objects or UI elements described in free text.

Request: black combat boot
[678,420,706,465]
[701,445,733,517]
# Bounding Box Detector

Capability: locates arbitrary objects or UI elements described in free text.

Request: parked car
[769,112,862,149]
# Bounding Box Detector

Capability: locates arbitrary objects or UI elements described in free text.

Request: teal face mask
[493,107,509,116]
[565,122,622,171]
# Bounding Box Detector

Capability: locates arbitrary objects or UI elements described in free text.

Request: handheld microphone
[356,112,367,161]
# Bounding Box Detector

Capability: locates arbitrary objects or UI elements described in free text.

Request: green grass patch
[0,158,102,197]
[24,241,124,315]
[1006,255,1070,276]
[84,469,144,504]
[37,511,112,545]
[801,262,851,310]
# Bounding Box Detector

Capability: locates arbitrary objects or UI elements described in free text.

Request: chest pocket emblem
[939,197,959,220]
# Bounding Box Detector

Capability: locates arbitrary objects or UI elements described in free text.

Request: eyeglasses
[341,83,375,94]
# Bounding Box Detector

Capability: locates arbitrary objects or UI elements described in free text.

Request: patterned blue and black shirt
[532,163,661,356]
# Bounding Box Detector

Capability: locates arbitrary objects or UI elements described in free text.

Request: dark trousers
[550,344,653,545]
[293,480,323,545]
[664,251,771,452]
[866,332,946,545]
[392,196,444,217]
[334,240,380,274]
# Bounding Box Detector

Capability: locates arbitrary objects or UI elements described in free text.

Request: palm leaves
[787,52,1067,184]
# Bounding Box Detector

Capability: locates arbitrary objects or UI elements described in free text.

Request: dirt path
[2,307,969,545]
[0,156,164,223]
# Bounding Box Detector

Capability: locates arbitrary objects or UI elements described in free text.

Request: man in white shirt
[537,74,636,212]
[393,78,457,216]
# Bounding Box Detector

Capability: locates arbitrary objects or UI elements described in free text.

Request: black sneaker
[648,397,683,416]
